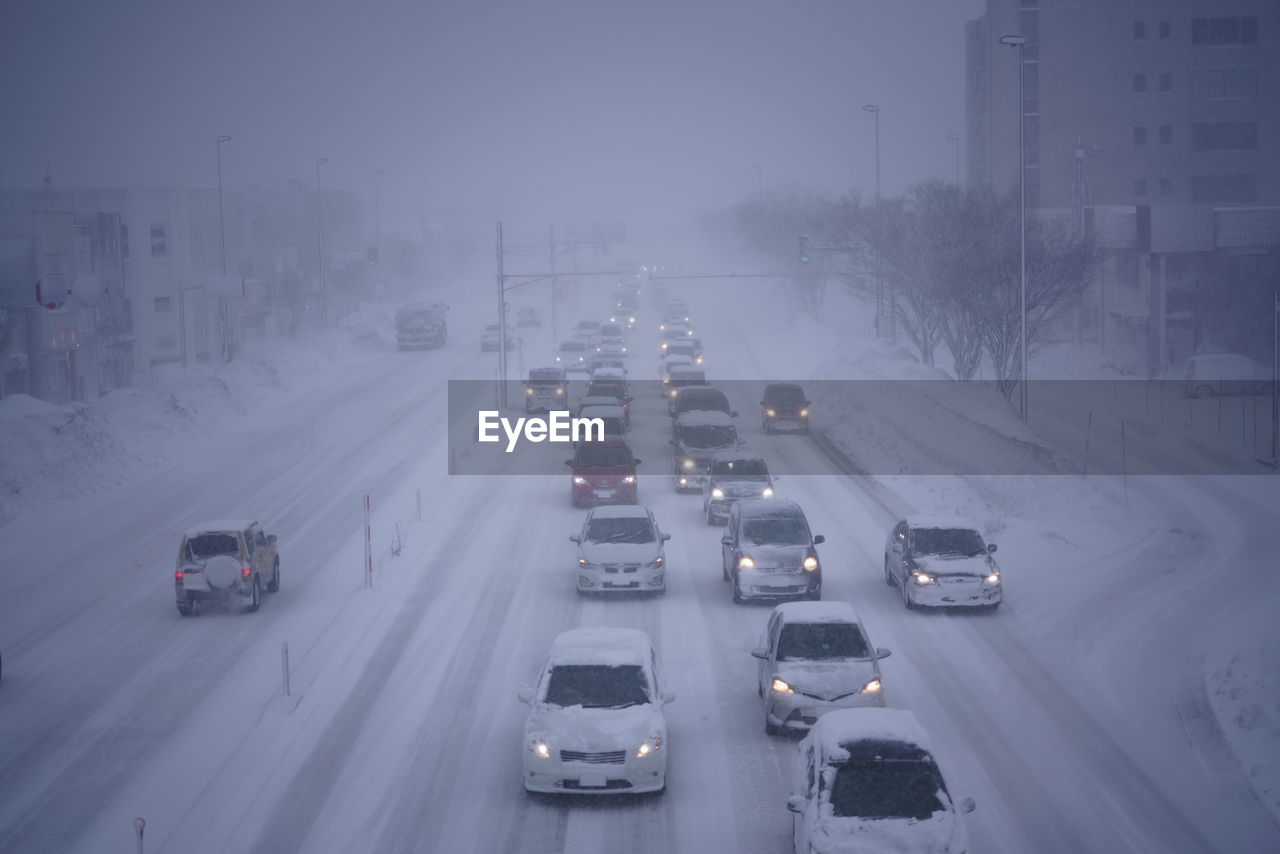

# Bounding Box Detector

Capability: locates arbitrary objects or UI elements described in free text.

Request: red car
[566,440,641,507]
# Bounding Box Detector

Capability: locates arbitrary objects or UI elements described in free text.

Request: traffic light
[798,234,811,264]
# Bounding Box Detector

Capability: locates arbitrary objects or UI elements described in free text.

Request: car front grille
[560,750,627,764]
[603,564,640,574]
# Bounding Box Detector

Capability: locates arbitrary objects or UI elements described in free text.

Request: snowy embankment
[0,302,401,529]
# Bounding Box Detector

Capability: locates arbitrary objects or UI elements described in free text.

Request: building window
[156,335,178,351]
[1158,178,1173,198]
[1159,21,1171,39]
[1134,72,1147,93]
[1191,17,1258,46]
[1159,125,1173,146]
[153,297,173,313]
[1190,121,1258,151]
[1191,174,1257,203]
[1158,72,1173,92]
[1134,125,1148,147]
[1134,20,1146,41]
[150,224,167,259]
[1191,69,1258,99]
[1134,178,1149,197]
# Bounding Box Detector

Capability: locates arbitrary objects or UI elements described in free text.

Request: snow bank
[1206,627,1280,824]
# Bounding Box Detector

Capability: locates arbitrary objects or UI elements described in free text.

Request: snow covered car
[660,354,695,386]
[721,499,823,603]
[572,320,602,341]
[669,384,734,422]
[594,322,628,357]
[662,338,702,366]
[480,323,514,351]
[566,440,640,507]
[516,306,542,327]
[570,505,670,594]
[752,602,890,735]
[702,453,774,524]
[554,339,590,373]
[174,520,280,615]
[1183,353,1268,398]
[519,628,674,794]
[394,303,447,349]
[787,708,974,854]
[585,374,632,424]
[574,404,627,442]
[670,410,740,492]
[525,367,566,413]
[761,383,811,433]
[590,353,628,373]
[885,517,1002,611]
[665,368,709,413]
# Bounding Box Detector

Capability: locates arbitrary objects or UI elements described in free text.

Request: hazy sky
[2,0,984,233]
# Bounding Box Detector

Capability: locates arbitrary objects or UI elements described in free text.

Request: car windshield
[585,517,656,544]
[576,322,599,331]
[742,517,810,545]
[544,664,650,708]
[680,425,737,448]
[777,623,869,660]
[679,393,729,413]
[828,750,946,820]
[576,446,633,467]
[186,533,238,560]
[599,325,623,337]
[560,341,585,351]
[529,372,561,384]
[666,344,696,357]
[588,383,626,399]
[913,528,986,557]
[767,385,806,404]
[711,459,768,477]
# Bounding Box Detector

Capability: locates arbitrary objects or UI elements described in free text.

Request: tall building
[966,0,1280,375]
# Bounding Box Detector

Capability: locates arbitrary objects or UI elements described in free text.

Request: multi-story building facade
[966,0,1280,376]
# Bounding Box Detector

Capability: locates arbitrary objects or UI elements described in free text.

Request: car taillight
[174,570,184,582]
[242,566,252,577]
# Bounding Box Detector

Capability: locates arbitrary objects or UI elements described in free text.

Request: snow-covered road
[1,283,1277,854]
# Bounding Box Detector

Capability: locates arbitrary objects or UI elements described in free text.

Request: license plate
[594,490,613,498]
[604,582,639,589]
[578,772,607,788]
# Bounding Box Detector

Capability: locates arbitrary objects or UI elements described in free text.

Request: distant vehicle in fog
[884,517,1002,611]
[761,383,811,433]
[394,303,447,349]
[480,323,514,351]
[1182,353,1268,398]
[516,306,542,327]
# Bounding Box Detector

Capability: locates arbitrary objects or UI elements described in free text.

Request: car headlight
[766,408,776,417]
[861,678,882,694]
[556,387,564,395]
[682,458,694,469]
[661,342,668,350]
[670,389,679,398]
[526,388,533,395]
[622,346,627,353]
[629,317,636,323]
[648,556,664,567]
[636,736,662,757]
[800,408,809,417]
[596,347,602,352]
[573,476,586,485]
[695,356,703,364]
[771,678,793,694]
[579,558,596,568]
[531,740,551,759]
[711,487,725,499]
[659,324,666,331]
[761,487,774,498]
[623,475,635,484]
[738,556,755,570]
[985,571,1001,584]
[803,556,819,571]
[912,570,935,585]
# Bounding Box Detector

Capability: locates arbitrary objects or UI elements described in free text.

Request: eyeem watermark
[477,410,604,453]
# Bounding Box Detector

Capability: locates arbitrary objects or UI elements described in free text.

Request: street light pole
[316,157,329,328]
[215,136,232,363]
[374,169,384,266]
[863,105,891,343]
[946,133,960,184]
[1000,34,1028,422]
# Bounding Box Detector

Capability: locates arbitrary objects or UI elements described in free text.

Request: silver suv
[174,519,280,615]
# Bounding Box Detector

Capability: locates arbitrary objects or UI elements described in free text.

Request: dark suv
[721,499,823,603]
[761,383,810,433]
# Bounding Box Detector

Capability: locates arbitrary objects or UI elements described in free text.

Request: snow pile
[1206,630,1280,824]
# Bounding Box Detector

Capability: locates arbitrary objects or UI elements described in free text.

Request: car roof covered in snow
[588,504,652,520]
[738,498,804,519]
[772,601,861,625]
[904,515,981,532]
[675,409,735,427]
[669,367,706,380]
[577,404,626,418]
[577,396,617,407]
[547,627,653,666]
[528,367,565,380]
[590,367,626,380]
[810,708,933,759]
[558,340,587,350]
[184,519,255,538]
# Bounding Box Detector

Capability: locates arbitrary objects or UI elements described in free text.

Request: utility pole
[946,133,960,184]
[1000,34,1029,422]
[316,157,328,327]
[374,169,384,267]
[863,104,890,343]
[1272,290,1278,464]
[549,224,558,341]
[216,135,232,362]
[496,222,507,408]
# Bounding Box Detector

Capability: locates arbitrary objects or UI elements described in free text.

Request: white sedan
[570,505,669,594]
[520,628,674,795]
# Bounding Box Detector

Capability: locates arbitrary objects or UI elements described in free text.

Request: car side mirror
[517,688,533,704]
[267,534,277,544]
[564,459,574,467]
[750,647,767,660]
[958,797,976,814]
[759,400,766,406]
[804,400,811,406]
[720,536,732,546]
[876,647,892,660]
[813,535,825,545]
[662,690,677,705]
[661,532,671,542]
[786,795,805,814]
[669,438,678,445]
[987,543,998,553]
[633,459,641,466]
[569,534,580,543]
[730,411,739,418]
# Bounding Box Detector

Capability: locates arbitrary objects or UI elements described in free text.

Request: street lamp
[316,157,329,327]
[215,135,232,363]
[374,169,384,267]
[862,104,891,343]
[999,34,1028,422]
[946,133,960,184]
